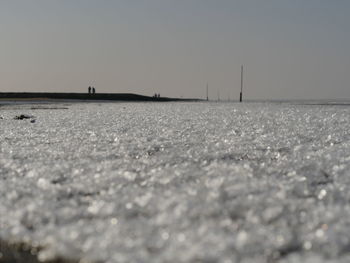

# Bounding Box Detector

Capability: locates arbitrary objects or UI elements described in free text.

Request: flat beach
[1,101,350,263]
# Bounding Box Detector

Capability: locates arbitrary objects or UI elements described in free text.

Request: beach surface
[1,101,350,263]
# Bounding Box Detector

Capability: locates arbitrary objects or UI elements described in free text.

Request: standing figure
[88,86,91,94]
[92,87,96,94]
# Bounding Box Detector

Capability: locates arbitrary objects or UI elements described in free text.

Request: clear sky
[1,0,349,100]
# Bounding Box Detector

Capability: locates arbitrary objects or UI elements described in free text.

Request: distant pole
[206,83,209,101]
[240,65,243,102]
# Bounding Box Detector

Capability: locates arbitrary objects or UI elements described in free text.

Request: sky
[1,0,349,100]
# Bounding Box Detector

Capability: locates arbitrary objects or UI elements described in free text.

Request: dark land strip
[0,92,201,102]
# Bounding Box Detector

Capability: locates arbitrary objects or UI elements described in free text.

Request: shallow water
[1,101,350,263]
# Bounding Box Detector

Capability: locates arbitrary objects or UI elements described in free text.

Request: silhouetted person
[158,93,160,98]
[92,87,96,94]
[88,86,91,94]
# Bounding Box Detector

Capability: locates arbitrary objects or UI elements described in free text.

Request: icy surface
[1,101,350,263]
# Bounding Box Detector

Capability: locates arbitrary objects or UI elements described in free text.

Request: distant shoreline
[0,92,201,102]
